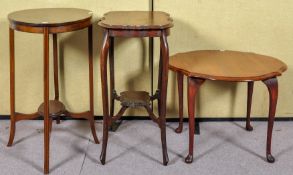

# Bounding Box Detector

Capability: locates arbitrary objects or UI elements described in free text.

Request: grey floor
[0,120,292,175]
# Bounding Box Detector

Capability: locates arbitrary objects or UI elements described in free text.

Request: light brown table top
[169,50,287,81]
[98,11,173,30]
[8,8,93,27]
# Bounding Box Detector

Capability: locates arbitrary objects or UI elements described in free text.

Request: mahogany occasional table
[98,11,173,165]
[8,8,99,174]
[169,50,287,164]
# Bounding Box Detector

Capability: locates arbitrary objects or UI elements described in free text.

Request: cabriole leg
[100,30,110,165]
[262,77,278,163]
[159,30,169,165]
[185,77,205,163]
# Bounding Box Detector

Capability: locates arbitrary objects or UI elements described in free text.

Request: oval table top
[8,8,93,27]
[98,11,173,30]
[169,50,287,81]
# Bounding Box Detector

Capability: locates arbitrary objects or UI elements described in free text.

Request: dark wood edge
[99,22,173,30]
[169,65,287,82]
[98,11,173,30]
[9,15,92,27]
[103,28,170,37]
[10,18,92,34]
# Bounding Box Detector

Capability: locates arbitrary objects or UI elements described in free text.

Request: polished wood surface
[171,50,286,164]
[99,11,173,30]
[43,27,50,174]
[8,8,98,174]
[263,77,278,163]
[120,91,150,108]
[8,8,92,27]
[99,11,173,166]
[169,50,287,81]
[38,100,66,116]
[185,77,205,163]
[8,8,92,34]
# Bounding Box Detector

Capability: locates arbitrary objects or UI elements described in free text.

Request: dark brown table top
[169,50,287,81]
[98,11,173,30]
[8,8,93,27]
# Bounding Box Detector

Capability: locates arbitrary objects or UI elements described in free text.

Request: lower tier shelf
[120,91,150,108]
[38,100,66,116]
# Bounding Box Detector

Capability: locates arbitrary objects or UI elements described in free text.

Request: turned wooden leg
[8,27,16,147]
[88,25,99,144]
[262,77,278,163]
[43,27,50,174]
[175,72,184,133]
[185,77,205,163]
[159,30,169,165]
[100,31,110,165]
[53,34,61,124]
[246,81,254,131]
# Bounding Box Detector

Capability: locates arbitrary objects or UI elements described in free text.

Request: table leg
[88,25,99,144]
[109,37,115,118]
[100,30,110,165]
[43,27,50,174]
[8,27,16,147]
[8,27,42,146]
[149,37,154,110]
[159,30,169,165]
[246,81,254,131]
[53,34,61,124]
[109,37,122,132]
[185,77,205,163]
[157,47,162,116]
[175,72,184,133]
[262,77,278,163]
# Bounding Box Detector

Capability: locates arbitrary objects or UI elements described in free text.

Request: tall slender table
[169,50,287,163]
[99,11,173,165]
[8,8,99,174]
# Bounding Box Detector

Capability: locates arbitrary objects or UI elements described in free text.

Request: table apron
[10,20,92,34]
[107,28,170,37]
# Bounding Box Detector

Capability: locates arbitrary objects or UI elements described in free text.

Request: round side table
[169,50,287,163]
[8,8,99,174]
[98,11,173,165]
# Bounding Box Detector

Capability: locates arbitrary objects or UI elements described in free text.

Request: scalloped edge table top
[98,11,173,30]
[8,8,93,27]
[169,50,287,81]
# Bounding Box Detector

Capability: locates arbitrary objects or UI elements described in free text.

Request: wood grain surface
[8,8,92,27]
[99,11,173,30]
[169,50,287,81]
